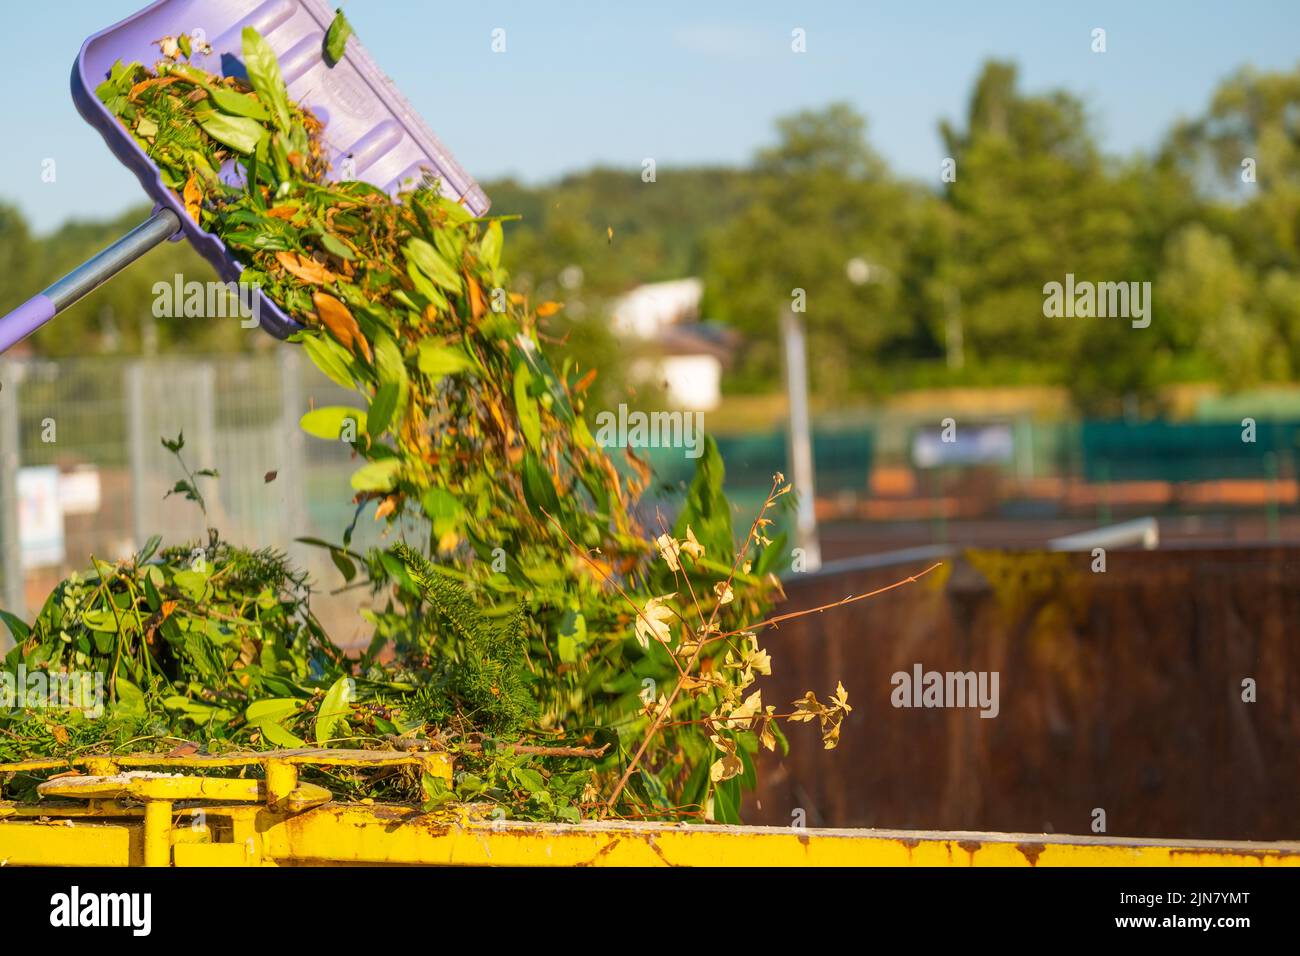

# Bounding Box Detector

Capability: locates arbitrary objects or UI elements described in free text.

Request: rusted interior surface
[746,545,1300,841]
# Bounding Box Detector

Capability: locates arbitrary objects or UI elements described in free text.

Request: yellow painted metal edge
[259,806,1300,868]
[2,801,1298,867]
[0,748,453,773]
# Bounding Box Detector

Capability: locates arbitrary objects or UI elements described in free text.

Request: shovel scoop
[0,0,486,352]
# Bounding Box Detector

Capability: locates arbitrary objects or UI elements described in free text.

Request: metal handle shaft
[0,208,181,353]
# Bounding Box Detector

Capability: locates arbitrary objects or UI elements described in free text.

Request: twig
[708,561,944,643]
[602,475,786,816]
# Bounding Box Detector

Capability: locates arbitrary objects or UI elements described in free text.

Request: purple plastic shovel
[0,0,487,352]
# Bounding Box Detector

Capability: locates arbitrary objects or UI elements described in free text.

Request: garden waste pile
[0,18,855,824]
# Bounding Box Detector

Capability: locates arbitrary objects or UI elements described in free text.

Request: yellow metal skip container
[2,750,1297,867]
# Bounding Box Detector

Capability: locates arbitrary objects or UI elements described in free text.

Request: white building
[610,278,735,411]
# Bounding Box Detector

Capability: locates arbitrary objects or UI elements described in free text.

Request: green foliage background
[3,59,1299,412]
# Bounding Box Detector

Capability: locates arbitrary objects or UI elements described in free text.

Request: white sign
[17,466,65,569]
[59,467,102,516]
[912,424,1014,469]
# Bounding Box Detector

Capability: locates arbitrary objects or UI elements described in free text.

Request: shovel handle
[0,207,181,353]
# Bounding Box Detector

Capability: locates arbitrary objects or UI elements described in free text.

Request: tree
[703,103,923,394]
[941,61,1146,371]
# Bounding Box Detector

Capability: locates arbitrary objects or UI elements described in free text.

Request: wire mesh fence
[2,351,1298,642]
[0,351,376,641]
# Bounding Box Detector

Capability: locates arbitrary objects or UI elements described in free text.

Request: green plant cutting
[0,18,899,823]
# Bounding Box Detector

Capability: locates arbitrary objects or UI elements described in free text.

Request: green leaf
[138,534,163,563]
[557,610,585,663]
[172,568,211,602]
[367,383,400,438]
[372,334,408,432]
[433,195,473,226]
[195,110,266,154]
[713,776,742,824]
[318,231,355,259]
[672,435,732,562]
[513,362,541,451]
[404,238,462,294]
[314,676,353,743]
[115,678,146,717]
[639,768,671,808]
[350,459,402,492]
[81,608,120,633]
[481,221,503,270]
[301,333,357,389]
[206,86,270,121]
[417,341,474,378]
[0,610,30,643]
[300,406,365,441]
[521,453,559,513]
[241,26,292,132]
[261,721,306,748]
[330,547,357,582]
[323,8,353,66]
[511,767,546,793]
[245,697,300,727]
[421,771,456,808]
[421,486,466,537]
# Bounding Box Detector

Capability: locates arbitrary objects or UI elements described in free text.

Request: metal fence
[0,352,378,638]
[3,352,1298,638]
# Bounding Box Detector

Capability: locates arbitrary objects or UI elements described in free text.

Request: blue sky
[1,0,1297,233]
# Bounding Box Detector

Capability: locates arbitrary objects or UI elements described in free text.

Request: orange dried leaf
[467,276,486,319]
[573,368,598,394]
[266,204,300,220]
[129,75,179,99]
[183,173,202,223]
[276,251,337,285]
[536,301,563,318]
[312,291,372,362]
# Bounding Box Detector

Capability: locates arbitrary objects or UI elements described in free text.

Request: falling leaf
[467,276,487,319]
[264,470,278,483]
[312,291,371,362]
[536,301,563,318]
